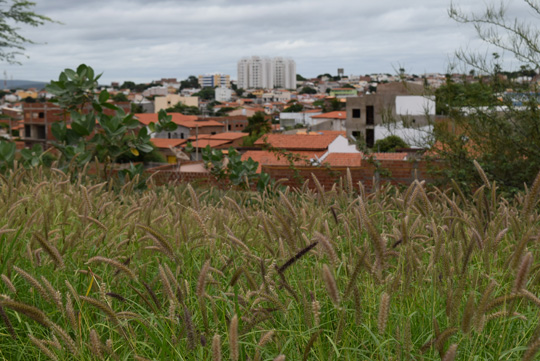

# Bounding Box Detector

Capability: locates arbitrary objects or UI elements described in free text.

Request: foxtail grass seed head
[212,334,222,361]
[322,265,340,306]
[229,314,239,361]
[29,335,59,361]
[197,260,211,299]
[442,343,458,361]
[273,355,286,361]
[514,252,533,292]
[1,274,16,294]
[378,292,390,334]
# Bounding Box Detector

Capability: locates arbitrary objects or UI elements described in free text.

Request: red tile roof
[135,113,224,128]
[188,134,213,140]
[241,150,325,173]
[311,111,347,120]
[151,138,188,149]
[322,153,363,167]
[185,139,232,149]
[208,132,247,141]
[254,133,340,151]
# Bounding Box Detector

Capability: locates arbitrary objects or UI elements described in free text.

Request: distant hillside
[2,79,48,90]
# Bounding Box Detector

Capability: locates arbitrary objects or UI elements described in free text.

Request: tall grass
[0,165,540,360]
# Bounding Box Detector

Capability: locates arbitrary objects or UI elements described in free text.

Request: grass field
[1,166,540,360]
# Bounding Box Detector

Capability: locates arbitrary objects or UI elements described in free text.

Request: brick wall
[262,159,442,191]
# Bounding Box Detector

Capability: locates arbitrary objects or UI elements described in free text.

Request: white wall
[327,135,360,153]
[395,96,435,116]
[215,87,232,102]
[279,111,322,126]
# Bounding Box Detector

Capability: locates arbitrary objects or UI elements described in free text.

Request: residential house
[215,87,233,102]
[309,111,347,131]
[242,132,359,172]
[154,94,199,112]
[22,102,131,147]
[135,113,226,139]
[279,109,323,128]
[345,82,434,147]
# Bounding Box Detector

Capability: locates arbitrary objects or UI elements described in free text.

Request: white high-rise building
[237,56,296,90]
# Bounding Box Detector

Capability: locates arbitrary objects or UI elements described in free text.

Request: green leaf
[137,143,153,153]
[99,90,110,103]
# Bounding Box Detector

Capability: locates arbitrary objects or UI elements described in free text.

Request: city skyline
[1,0,537,84]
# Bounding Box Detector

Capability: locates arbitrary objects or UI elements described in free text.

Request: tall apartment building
[198,74,231,88]
[237,56,296,90]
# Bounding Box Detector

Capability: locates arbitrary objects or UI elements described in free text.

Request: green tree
[429,1,540,193]
[112,92,128,102]
[120,81,136,90]
[298,86,317,95]
[165,101,201,115]
[243,111,271,145]
[180,75,200,90]
[373,135,408,152]
[0,1,54,63]
[193,87,215,101]
[45,64,177,176]
[282,102,304,113]
[296,74,307,81]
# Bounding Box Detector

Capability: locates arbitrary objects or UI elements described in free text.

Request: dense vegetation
[1,166,540,360]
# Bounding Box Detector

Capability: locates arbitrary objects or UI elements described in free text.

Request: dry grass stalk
[378,292,390,334]
[184,306,196,350]
[442,343,458,361]
[524,337,540,361]
[1,274,16,294]
[229,314,239,361]
[0,304,16,339]
[473,160,491,189]
[434,327,458,356]
[79,296,120,325]
[314,232,338,265]
[253,330,275,361]
[461,293,475,334]
[65,293,77,331]
[212,334,221,361]
[277,241,318,273]
[33,233,64,269]
[523,170,540,217]
[273,355,286,361]
[137,224,175,259]
[51,322,78,356]
[86,256,136,280]
[40,276,63,311]
[322,265,340,306]
[158,265,176,304]
[13,266,48,301]
[29,335,59,361]
[514,252,533,293]
[197,260,211,299]
[0,300,50,327]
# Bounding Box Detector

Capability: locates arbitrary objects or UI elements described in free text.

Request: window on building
[38,112,44,118]
[352,109,361,118]
[366,106,374,125]
[180,133,184,139]
[24,125,31,138]
[211,132,216,135]
[366,129,375,148]
[228,125,231,131]
[36,125,46,140]
[352,131,361,140]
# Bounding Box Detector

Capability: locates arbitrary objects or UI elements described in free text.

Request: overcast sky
[1,0,537,84]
